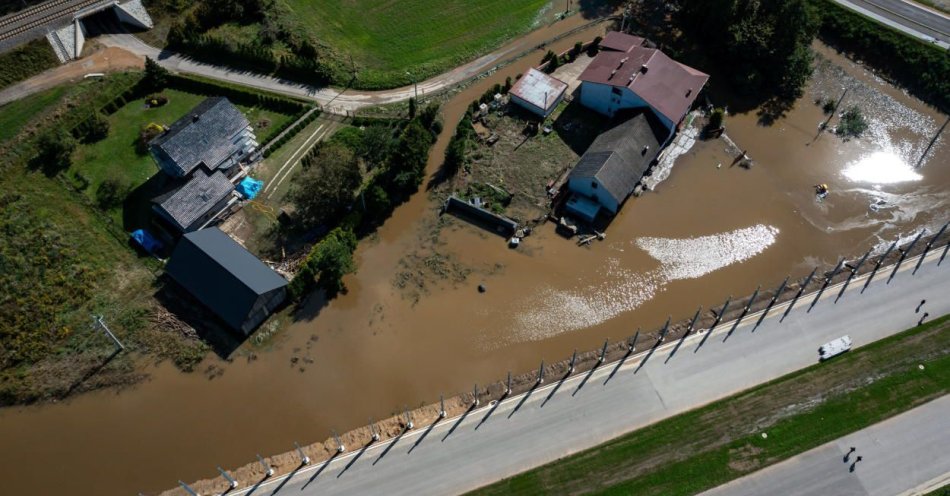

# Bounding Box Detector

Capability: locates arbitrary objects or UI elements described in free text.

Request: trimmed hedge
[815,0,950,113]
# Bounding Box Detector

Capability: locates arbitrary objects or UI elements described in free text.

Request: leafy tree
[33,128,75,175]
[358,125,394,169]
[312,227,357,294]
[388,119,433,194]
[143,57,169,91]
[75,113,109,144]
[95,177,131,209]
[418,102,441,135]
[708,107,725,130]
[677,0,819,98]
[287,142,361,229]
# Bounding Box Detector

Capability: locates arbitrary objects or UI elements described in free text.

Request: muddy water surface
[1,34,948,496]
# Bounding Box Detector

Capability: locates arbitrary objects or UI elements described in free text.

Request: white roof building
[509,68,569,118]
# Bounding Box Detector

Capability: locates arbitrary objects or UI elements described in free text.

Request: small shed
[509,68,569,118]
[165,228,288,334]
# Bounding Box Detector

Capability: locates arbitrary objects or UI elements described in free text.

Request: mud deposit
[1,29,948,496]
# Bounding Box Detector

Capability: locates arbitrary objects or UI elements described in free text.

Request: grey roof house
[565,110,668,223]
[165,228,288,335]
[149,97,258,178]
[152,168,235,233]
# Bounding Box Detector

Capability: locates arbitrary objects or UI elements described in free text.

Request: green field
[282,0,551,88]
[470,316,950,495]
[70,89,294,226]
[0,86,67,144]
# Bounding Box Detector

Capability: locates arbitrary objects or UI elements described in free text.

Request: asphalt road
[833,0,950,47]
[701,395,950,496]
[217,250,949,496]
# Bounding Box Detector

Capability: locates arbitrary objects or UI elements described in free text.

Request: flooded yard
[1,30,947,496]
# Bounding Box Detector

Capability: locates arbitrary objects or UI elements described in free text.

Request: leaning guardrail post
[217,466,239,490]
[404,407,414,430]
[439,394,446,419]
[889,230,925,283]
[257,454,274,478]
[629,328,640,351]
[809,259,844,312]
[599,338,609,363]
[782,268,816,323]
[940,240,950,266]
[178,480,199,496]
[569,350,577,373]
[863,240,897,293]
[755,277,788,331]
[333,429,346,452]
[369,420,380,442]
[686,306,702,336]
[914,222,947,274]
[726,286,760,339]
[295,441,311,465]
[537,360,545,385]
[93,315,125,351]
[837,249,871,303]
[658,316,671,342]
[505,372,512,396]
[711,296,732,332]
[472,385,480,407]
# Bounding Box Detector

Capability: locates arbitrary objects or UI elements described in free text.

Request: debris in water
[478,284,487,293]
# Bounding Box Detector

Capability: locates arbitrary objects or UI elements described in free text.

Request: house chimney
[640,64,648,74]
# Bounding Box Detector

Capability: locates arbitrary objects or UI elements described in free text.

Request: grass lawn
[282,0,551,88]
[0,86,67,144]
[69,88,295,227]
[469,315,950,495]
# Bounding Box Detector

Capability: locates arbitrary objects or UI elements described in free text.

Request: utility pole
[406,71,418,101]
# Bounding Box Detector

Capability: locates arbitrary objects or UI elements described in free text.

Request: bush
[145,93,169,107]
[708,107,725,129]
[32,128,76,175]
[136,123,164,155]
[95,177,132,209]
[836,106,868,137]
[821,98,836,115]
[74,113,110,144]
[143,57,169,91]
[289,227,358,299]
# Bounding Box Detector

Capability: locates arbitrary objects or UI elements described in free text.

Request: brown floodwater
[1,32,948,496]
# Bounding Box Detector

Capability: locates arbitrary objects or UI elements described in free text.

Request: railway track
[0,0,102,42]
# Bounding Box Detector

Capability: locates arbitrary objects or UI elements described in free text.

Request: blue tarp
[131,229,163,254]
[237,177,264,199]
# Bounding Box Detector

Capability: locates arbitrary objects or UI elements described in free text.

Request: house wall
[510,92,564,118]
[579,82,675,131]
[240,287,287,335]
[567,176,620,213]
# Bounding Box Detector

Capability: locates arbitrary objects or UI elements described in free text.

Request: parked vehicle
[819,335,852,361]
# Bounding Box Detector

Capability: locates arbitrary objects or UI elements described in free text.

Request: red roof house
[579,33,709,131]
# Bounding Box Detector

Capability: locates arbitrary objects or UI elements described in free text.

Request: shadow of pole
[407,417,441,454]
[507,385,538,419]
[267,463,305,496]
[475,397,504,431]
[571,361,600,396]
[336,441,373,478]
[634,340,660,374]
[300,451,340,490]
[541,372,570,407]
[443,404,476,441]
[373,428,408,466]
[64,348,120,398]
[724,285,760,342]
[604,347,633,385]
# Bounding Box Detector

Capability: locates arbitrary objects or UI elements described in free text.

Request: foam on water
[499,225,780,345]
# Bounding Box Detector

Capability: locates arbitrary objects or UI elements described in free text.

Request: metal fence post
[217,466,239,489]
[333,430,346,453]
[658,316,671,342]
[369,420,380,442]
[730,285,760,334]
[257,454,274,478]
[439,394,446,418]
[915,222,947,274]
[295,441,311,465]
[599,338,608,363]
[782,268,816,323]
[711,296,732,331]
[505,372,512,395]
[537,360,545,385]
[837,249,871,303]
[755,277,788,330]
[472,384,480,407]
[569,350,577,373]
[404,407,414,430]
[889,230,925,283]
[178,481,199,496]
[940,240,950,266]
[863,240,897,293]
[629,328,640,351]
[809,259,844,312]
[686,306,702,335]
